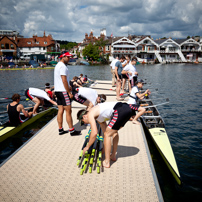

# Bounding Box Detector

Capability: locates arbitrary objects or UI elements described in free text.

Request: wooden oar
[143,102,169,108]
[142,98,169,102]
[144,110,153,114]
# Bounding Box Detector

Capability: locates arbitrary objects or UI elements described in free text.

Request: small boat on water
[0,106,57,143]
[140,98,182,185]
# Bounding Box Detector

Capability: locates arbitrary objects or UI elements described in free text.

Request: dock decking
[0,80,163,202]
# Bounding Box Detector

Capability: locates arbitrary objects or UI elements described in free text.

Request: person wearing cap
[25,87,57,115]
[77,101,146,168]
[128,79,150,105]
[54,52,81,136]
[73,87,106,110]
[114,56,126,101]
[121,56,138,93]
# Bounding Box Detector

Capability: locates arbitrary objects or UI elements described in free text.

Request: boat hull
[140,99,182,185]
[0,107,56,143]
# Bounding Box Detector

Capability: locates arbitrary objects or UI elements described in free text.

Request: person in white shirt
[77,101,146,168]
[110,57,118,87]
[73,87,106,110]
[121,57,138,93]
[120,56,130,94]
[25,87,57,115]
[54,52,80,136]
[127,79,150,105]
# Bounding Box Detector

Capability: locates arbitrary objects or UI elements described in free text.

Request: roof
[0,35,17,46]
[17,34,55,48]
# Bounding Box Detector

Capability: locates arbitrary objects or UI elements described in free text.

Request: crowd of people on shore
[7,52,150,168]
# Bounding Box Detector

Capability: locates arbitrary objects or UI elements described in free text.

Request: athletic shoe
[59,128,69,135]
[70,130,81,136]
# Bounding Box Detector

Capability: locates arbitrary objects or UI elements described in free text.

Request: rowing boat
[0,106,57,143]
[140,99,182,185]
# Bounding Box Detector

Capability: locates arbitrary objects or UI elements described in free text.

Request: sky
[0,0,202,42]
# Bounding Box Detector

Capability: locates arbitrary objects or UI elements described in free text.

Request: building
[17,31,56,57]
[0,36,18,58]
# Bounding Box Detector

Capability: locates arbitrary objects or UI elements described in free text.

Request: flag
[111,33,113,38]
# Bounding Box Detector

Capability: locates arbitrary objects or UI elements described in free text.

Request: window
[51,46,54,51]
[44,41,47,44]
[36,42,39,44]
[1,44,4,48]
[29,47,31,50]
[11,44,14,49]
[27,42,31,44]
[43,47,46,50]
[39,47,41,50]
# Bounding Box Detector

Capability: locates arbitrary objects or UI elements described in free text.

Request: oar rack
[77,122,104,175]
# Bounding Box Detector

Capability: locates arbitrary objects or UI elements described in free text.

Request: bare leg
[111,132,119,161]
[32,97,41,114]
[132,107,146,124]
[64,105,73,129]
[57,105,64,128]
[121,78,126,94]
[103,127,118,168]
[116,80,122,100]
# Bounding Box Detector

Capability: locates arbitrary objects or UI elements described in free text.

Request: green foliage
[58,40,78,51]
[82,43,100,61]
[187,36,191,39]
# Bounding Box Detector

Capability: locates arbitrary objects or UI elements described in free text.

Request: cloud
[0,0,201,42]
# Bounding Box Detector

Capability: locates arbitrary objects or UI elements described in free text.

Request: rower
[25,87,57,115]
[77,101,144,168]
[73,87,106,110]
[127,79,150,124]
[7,94,33,126]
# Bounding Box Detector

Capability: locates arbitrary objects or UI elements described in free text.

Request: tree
[82,43,100,61]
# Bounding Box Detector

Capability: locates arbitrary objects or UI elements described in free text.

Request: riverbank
[0,66,55,70]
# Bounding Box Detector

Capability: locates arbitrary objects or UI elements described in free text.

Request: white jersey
[110,59,118,70]
[127,86,139,104]
[29,88,50,101]
[123,64,137,80]
[96,102,117,123]
[78,87,98,106]
[54,61,69,92]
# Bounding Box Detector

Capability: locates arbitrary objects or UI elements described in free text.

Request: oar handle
[140,104,149,106]
[144,110,153,113]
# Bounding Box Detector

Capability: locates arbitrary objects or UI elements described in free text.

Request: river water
[0,63,202,201]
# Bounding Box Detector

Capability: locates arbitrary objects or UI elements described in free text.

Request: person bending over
[77,101,146,168]
[25,87,57,115]
[73,87,106,110]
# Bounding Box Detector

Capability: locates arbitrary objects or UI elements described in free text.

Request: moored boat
[140,98,182,185]
[0,106,57,143]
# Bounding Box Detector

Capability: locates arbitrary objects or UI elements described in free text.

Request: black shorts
[55,92,71,106]
[130,76,137,87]
[121,74,129,79]
[72,92,87,104]
[108,102,138,130]
[115,74,122,80]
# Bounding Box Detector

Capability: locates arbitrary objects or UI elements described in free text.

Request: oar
[0,96,27,101]
[142,98,169,102]
[80,143,93,175]
[143,102,169,108]
[97,135,104,174]
[90,87,115,91]
[0,98,30,104]
[89,134,99,173]
[77,129,91,166]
